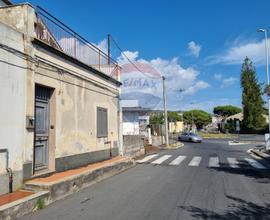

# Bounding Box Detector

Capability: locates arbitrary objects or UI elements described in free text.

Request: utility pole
[258,28,270,149]
[189,102,196,133]
[162,76,169,147]
[107,34,111,65]
[191,111,194,132]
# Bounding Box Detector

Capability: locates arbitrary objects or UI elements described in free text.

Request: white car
[178,132,203,143]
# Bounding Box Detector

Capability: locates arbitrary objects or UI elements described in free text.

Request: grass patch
[198,132,237,139]
[36,198,45,210]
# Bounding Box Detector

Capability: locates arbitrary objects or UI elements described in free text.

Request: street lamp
[258,29,269,84]
[258,28,270,148]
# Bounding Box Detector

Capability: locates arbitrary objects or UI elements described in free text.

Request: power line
[110,35,159,79]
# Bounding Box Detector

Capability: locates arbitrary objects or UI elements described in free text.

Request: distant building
[168,121,184,133]
[226,112,269,124]
[121,100,150,136]
[226,112,243,121]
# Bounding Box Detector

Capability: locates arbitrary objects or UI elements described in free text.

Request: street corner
[157,142,184,150]
[167,142,184,150]
[228,140,250,146]
[248,147,270,162]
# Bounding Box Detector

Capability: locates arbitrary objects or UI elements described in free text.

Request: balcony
[34,6,120,80]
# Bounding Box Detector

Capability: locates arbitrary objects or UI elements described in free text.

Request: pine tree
[241,57,266,133]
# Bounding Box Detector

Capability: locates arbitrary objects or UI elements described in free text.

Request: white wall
[123,111,139,135]
[123,122,140,135]
[0,23,27,194]
[121,100,139,108]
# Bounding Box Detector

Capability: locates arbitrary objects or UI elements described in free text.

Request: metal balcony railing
[34,6,120,80]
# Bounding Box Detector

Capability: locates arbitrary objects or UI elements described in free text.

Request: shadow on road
[178,195,270,219]
[208,160,270,184]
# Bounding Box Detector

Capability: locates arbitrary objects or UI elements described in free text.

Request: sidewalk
[0,156,134,220]
[24,156,134,202]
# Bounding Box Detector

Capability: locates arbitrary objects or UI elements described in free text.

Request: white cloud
[188,41,201,57]
[182,81,209,95]
[145,56,209,96]
[117,50,139,64]
[118,50,209,109]
[214,73,222,81]
[221,77,238,88]
[95,39,107,53]
[213,73,237,88]
[209,38,269,66]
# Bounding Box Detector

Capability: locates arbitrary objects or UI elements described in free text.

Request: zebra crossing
[136,154,267,170]
[227,157,239,168]
[188,156,202,167]
[151,155,172,165]
[169,155,186,166]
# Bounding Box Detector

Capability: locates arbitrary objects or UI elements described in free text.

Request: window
[97,107,108,137]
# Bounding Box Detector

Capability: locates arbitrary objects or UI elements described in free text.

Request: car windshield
[189,132,197,136]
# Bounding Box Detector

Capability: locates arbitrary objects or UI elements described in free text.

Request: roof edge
[32,38,121,86]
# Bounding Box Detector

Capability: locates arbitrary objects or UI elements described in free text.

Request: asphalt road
[21,139,270,220]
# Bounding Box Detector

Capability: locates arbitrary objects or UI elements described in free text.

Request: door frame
[33,84,56,175]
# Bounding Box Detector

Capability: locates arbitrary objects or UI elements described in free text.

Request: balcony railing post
[98,50,101,70]
[74,34,77,58]
[35,7,119,78]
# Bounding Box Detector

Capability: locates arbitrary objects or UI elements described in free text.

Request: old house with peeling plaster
[0,1,123,195]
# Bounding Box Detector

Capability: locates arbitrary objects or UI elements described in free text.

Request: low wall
[123,135,145,157]
[151,136,176,146]
[55,148,119,172]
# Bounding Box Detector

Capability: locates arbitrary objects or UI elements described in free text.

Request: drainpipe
[0,149,13,193]
[117,67,124,156]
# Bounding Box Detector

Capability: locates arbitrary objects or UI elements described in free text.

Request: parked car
[178,132,203,143]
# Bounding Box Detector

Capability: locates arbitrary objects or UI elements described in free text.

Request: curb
[24,159,135,203]
[228,141,250,146]
[159,142,184,150]
[0,158,135,219]
[0,191,49,220]
[249,149,270,161]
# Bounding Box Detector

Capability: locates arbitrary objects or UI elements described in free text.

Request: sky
[13,0,270,112]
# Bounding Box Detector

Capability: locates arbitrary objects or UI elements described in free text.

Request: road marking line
[136,154,158,163]
[227,157,239,168]
[188,156,202,167]
[245,158,266,169]
[151,155,172,165]
[169,155,186,165]
[209,157,219,168]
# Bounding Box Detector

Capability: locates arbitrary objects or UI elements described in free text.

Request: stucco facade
[0,4,121,195]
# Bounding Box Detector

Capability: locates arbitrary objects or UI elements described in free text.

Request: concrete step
[0,190,49,220]
[0,157,134,219]
[24,157,135,203]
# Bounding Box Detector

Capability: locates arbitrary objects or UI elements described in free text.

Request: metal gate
[34,85,51,171]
